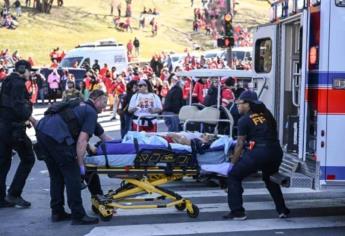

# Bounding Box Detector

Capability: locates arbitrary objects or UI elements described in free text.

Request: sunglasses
[138,84,147,87]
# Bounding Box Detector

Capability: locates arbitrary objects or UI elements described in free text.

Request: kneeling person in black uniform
[224,91,290,220]
[36,90,112,225]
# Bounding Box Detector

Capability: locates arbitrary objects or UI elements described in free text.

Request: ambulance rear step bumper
[270,172,313,188]
[270,153,317,189]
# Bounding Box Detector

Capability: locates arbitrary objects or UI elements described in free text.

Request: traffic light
[224,37,234,47]
[223,13,234,47]
[217,38,225,48]
[217,13,234,48]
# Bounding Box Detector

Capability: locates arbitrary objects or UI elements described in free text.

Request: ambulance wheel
[92,205,99,214]
[100,214,113,222]
[187,204,199,218]
[175,202,186,211]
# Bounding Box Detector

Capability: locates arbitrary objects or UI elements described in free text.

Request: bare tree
[4,0,10,8]
[35,0,54,13]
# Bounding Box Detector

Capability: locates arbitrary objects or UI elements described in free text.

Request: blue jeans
[39,88,45,103]
[227,144,288,214]
[163,112,180,132]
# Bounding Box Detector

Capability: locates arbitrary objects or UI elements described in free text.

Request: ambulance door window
[81,58,90,69]
[254,38,272,73]
[336,0,345,7]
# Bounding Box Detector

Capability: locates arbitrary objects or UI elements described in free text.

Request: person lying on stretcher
[163,132,218,146]
[85,131,234,178]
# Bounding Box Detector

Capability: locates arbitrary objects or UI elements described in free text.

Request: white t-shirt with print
[129,93,162,125]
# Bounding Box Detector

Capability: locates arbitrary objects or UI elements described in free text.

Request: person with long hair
[224,90,290,220]
[119,80,138,138]
[128,79,162,132]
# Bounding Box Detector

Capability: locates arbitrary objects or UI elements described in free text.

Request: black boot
[0,199,15,208]
[51,211,72,222]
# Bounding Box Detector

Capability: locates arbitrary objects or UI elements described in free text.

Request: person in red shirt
[83,72,92,90]
[221,77,235,108]
[110,75,126,120]
[192,78,209,104]
[50,59,59,69]
[99,63,109,78]
[127,40,133,55]
[28,56,35,66]
[182,78,192,101]
[0,67,7,81]
[25,77,38,104]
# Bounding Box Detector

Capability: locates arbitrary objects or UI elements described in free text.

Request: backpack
[44,98,83,140]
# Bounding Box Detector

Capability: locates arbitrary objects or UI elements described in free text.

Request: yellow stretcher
[85,148,200,221]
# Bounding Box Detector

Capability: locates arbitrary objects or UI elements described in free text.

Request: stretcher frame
[86,149,200,221]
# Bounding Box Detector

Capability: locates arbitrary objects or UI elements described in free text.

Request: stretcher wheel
[187,204,199,218]
[175,202,186,211]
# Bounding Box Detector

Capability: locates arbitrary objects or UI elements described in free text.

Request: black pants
[227,144,288,214]
[85,172,103,196]
[0,122,35,201]
[37,132,85,219]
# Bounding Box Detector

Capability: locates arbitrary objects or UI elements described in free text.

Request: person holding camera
[0,60,36,208]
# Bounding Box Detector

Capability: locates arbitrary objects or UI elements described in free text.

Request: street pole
[226,0,232,69]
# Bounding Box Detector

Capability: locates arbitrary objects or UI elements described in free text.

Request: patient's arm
[87,144,97,155]
[166,133,191,146]
[99,133,113,142]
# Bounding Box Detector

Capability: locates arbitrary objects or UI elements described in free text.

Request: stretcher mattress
[85,141,229,167]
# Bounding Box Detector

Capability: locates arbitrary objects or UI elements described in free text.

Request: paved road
[1,106,345,236]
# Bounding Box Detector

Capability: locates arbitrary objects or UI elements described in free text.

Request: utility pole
[226,0,232,69]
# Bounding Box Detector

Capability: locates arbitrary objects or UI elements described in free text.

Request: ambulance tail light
[327,175,336,180]
[309,46,318,65]
[311,154,317,161]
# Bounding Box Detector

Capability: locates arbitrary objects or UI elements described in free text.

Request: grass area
[0,0,269,66]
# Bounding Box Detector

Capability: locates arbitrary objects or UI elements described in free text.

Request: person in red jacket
[99,64,109,78]
[221,77,235,107]
[0,67,7,81]
[110,75,126,120]
[192,78,209,104]
[127,40,133,55]
[182,78,192,101]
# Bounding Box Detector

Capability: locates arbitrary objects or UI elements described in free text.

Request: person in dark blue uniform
[35,89,112,225]
[224,90,290,220]
[0,60,36,208]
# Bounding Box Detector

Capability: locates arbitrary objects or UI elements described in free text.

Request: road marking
[168,187,317,198]
[85,215,345,236]
[115,198,345,216]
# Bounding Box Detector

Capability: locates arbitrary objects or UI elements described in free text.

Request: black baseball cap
[238,90,261,104]
[15,60,36,72]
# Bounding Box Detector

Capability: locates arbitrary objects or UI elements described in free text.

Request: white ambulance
[60,39,128,73]
[237,0,345,189]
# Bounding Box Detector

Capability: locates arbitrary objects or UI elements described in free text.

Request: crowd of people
[0,2,20,30]
[1,50,254,141]
[111,0,159,37]
[192,0,253,47]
